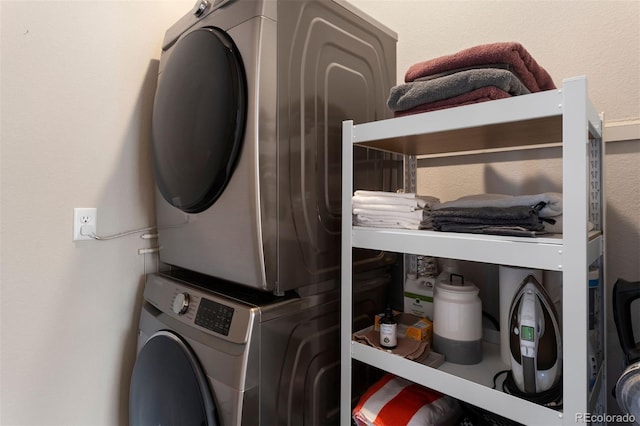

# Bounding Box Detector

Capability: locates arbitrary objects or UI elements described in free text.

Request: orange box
[374,312,432,342]
[401,315,432,342]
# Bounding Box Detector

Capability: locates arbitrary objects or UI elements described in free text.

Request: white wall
[1,1,192,424]
[1,0,638,424]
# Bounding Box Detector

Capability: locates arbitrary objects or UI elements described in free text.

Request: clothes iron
[613,278,640,424]
[509,275,562,394]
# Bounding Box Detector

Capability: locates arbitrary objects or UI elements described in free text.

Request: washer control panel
[144,273,255,344]
[195,297,234,336]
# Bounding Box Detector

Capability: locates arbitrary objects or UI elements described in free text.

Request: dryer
[151,0,398,293]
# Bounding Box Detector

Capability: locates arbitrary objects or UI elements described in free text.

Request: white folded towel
[353,208,426,221]
[353,194,426,208]
[355,216,424,230]
[352,202,421,213]
[353,191,440,209]
[352,191,439,230]
[354,190,419,199]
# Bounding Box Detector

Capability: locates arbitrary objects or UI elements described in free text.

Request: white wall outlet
[73,208,97,241]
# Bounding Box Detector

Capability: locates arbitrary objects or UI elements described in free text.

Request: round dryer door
[129,331,219,426]
[151,27,247,214]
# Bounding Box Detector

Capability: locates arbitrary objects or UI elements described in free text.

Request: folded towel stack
[431,193,563,237]
[387,42,556,116]
[352,374,461,426]
[353,190,440,230]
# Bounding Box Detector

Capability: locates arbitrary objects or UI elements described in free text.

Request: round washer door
[129,331,219,426]
[151,27,247,214]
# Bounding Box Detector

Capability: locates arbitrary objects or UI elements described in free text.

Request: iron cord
[492,370,563,409]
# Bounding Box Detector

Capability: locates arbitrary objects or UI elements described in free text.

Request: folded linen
[354,190,420,199]
[354,208,426,221]
[354,215,432,230]
[352,374,460,426]
[353,191,440,208]
[432,192,562,218]
[431,206,544,231]
[435,224,548,237]
[353,202,422,213]
[353,191,439,230]
[432,204,550,237]
[432,205,544,227]
[387,68,530,112]
[352,196,427,209]
[404,42,556,93]
[394,86,513,117]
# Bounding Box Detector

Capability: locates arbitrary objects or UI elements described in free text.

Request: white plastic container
[403,273,435,319]
[433,280,483,365]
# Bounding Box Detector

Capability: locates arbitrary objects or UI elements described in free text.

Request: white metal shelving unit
[340,76,606,425]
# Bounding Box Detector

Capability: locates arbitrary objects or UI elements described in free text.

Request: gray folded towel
[432,205,543,227]
[387,68,530,112]
[432,192,562,218]
[432,204,549,237]
[436,224,548,237]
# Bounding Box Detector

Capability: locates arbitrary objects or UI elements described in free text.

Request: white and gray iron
[509,274,562,394]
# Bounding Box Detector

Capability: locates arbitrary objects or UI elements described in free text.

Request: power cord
[80,225,156,240]
[79,215,190,241]
[492,370,563,409]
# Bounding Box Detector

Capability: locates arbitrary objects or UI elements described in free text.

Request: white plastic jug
[433,277,483,365]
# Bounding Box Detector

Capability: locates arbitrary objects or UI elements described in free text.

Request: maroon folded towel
[394,86,513,117]
[404,42,556,92]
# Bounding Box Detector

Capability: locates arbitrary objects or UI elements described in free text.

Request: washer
[129,271,389,425]
[151,0,397,293]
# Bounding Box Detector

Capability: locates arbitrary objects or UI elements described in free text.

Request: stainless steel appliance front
[151,0,398,293]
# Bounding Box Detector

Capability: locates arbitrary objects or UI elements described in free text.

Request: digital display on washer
[195,298,234,336]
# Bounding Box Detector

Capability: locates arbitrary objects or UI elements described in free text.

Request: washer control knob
[172,293,190,315]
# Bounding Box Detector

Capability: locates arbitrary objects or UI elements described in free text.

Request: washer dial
[172,292,190,315]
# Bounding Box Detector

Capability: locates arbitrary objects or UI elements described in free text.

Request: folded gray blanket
[435,224,548,237]
[431,203,556,238]
[432,192,562,218]
[387,68,530,112]
[432,205,545,228]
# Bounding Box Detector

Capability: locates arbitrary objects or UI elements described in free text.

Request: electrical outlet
[73,208,97,241]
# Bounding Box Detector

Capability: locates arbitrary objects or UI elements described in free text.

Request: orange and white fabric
[353,374,460,426]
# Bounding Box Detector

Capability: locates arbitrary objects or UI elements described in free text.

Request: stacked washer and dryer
[129,0,398,424]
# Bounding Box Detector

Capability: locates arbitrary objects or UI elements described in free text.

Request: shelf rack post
[561,76,597,422]
[340,120,354,426]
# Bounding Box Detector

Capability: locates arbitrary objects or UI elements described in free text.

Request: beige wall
[353,0,640,417]
[1,0,638,424]
[1,1,193,424]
